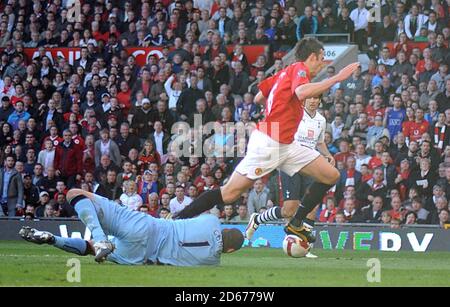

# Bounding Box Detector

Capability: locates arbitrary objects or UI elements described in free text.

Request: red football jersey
[402,121,414,139]
[405,120,429,142]
[365,105,385,126]
[257,62,311,144]
[368,156,382,169]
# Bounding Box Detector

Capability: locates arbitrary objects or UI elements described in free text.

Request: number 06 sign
[323,45,348,61]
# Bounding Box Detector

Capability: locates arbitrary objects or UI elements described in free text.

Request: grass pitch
[0,241,449,287]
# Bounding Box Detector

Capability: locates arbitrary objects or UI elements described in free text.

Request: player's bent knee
[319,168,340,185]
[221,187,241,204]
[330,169,340,184]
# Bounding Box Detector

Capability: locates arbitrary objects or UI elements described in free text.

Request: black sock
[290,182,333,227]
[176,189,224,219]
[69,195,87,207]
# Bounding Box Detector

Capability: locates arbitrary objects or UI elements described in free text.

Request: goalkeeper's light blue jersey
[89,193,222,266]
[149,214,223,266]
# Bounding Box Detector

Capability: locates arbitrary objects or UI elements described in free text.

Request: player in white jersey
[245,96,334,250]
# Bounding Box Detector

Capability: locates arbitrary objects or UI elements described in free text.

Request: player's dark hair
[221,228,244,253]
[294,37,324,61]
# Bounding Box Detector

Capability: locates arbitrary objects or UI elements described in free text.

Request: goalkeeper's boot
[245,213,259,240]
[93,240,115,263]
[284,222,316,243]
[19,226,55,245]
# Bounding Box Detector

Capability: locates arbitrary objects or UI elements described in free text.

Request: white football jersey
[294,110,326,149]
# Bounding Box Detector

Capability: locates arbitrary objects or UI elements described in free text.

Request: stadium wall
[1,219,449,252]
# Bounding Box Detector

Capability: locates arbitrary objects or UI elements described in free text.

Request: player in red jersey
[174,38,359,242]
[405,108,429,143]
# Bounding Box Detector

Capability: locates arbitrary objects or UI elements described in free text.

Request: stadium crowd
[0,0,449,229]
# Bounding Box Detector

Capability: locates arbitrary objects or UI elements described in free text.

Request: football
[283,235,311,258]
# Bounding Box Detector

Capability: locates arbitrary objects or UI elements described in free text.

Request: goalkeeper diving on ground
[19,188,244,266]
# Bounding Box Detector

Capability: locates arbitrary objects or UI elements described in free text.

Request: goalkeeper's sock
[53,236,90,256]
[290,182,333,227]
[73,198,108,242]
[176,189,224,219]
[256,207,282,225]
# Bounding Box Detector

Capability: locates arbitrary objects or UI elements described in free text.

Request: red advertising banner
[125,45,268,67]
[22,48,81,65]
[17,45,269,67]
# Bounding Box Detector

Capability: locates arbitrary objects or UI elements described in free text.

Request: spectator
[356,168,388,207]
[7,101,30,130]
[334,140,355,165]
[389,195,407,221]
[169,185,192,215]
[379,152,397,189]
[278,13,297,50]
[335,211,347,224]
[138,139,161,173]
[137,170,159,202]
[404,4,428,40]
[230,203,249,223]
[350,0,369,50]
[431,63,449,92]
[117,160,137,188]
[429,196,448,224]
[410,196,430,224]
[354,144,371,172]
[94,129,121,167]
[338,156,362,193]
[438,209,450,228]
[247,179,270,214]
[404,211,418,225]
[342,197,363,223]
[177,74,204,121]
[34,191,51,218]
[38,139,56,176]
[3,54,26,79]
[220,203,235,222]
[319,196,338,223]
[331,114,345,142]
[0,156,23,217]
[96,169,123,202]
[296,6,318,40]
[188,98,216,127]
[54,129,83,188]
[23,174,39,209]
[361,196,384,223]
[56,192,77,218]
[119,180,143,211]
[340,66,364,98]
[115,122,141,159]
[228,61,249,96]
[381,210,392,224]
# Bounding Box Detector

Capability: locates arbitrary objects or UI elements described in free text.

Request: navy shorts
[280,171,314,201]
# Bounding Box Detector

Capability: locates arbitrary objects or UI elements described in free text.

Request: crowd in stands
[0,0,449,229]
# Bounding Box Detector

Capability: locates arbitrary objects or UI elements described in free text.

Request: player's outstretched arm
[295,63,360,102]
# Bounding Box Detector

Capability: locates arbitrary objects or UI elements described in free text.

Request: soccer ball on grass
[282,235,310,258]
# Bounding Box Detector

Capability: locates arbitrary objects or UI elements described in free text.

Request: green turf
[0,241,449,286]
